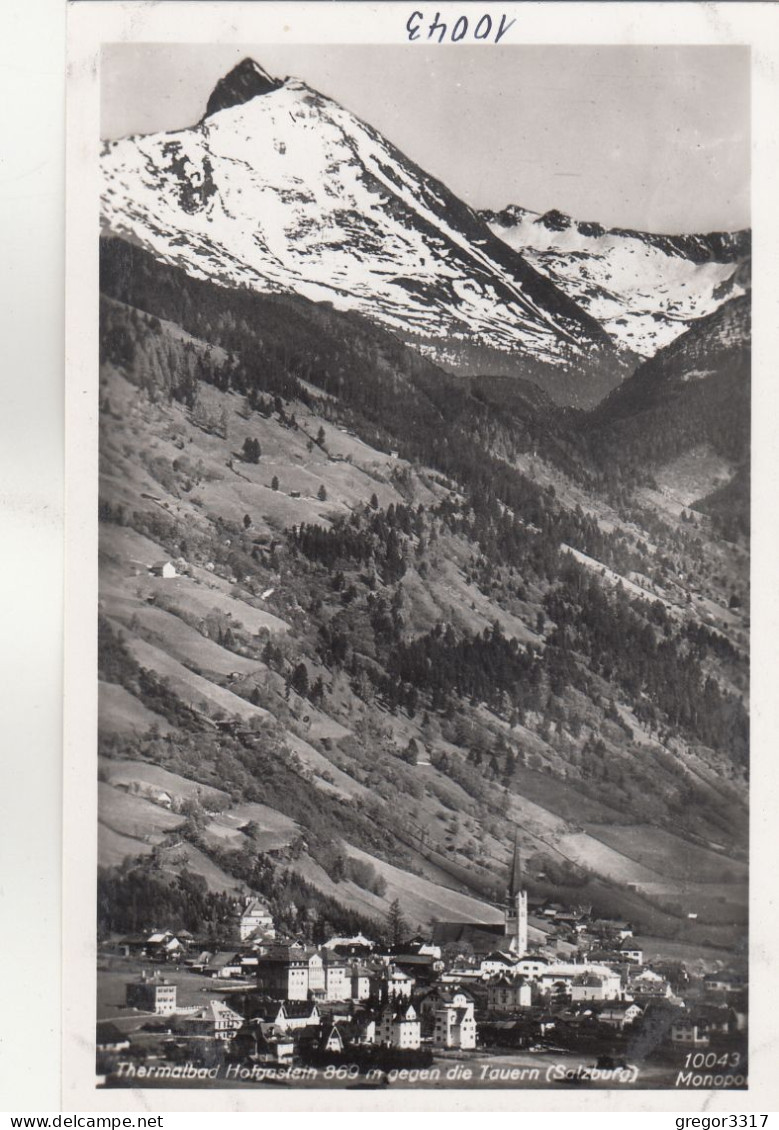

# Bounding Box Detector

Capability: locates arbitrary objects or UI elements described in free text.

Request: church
[432,832,528,956]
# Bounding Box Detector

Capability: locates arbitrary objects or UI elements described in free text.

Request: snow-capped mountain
[101,59,622,382]
[481,204,750,358]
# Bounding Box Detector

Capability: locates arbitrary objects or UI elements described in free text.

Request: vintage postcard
[63,0,779,1111]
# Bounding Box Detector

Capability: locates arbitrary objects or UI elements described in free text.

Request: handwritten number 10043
[406,10,517,43]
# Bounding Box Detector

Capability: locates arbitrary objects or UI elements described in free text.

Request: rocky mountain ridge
[481,204,750,358]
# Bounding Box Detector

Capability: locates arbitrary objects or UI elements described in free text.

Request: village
[97,843,748,1090]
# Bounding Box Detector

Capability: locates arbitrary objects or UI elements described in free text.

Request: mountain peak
[205,58,282,118]
[480,203,538,227]
[536,209,573,232]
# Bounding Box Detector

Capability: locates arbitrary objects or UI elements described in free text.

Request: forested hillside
[584,296,750,539]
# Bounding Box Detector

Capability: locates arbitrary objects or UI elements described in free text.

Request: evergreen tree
[290,662,310,698]
[386,898,408,947]
[401,738,419,765]
[242,437,261,463]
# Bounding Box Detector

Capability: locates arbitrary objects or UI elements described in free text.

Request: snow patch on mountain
[482,206,750,357]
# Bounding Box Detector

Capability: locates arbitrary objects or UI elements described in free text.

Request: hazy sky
[102,43,750,234]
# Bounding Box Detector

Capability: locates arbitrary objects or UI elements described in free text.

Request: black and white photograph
[72,10,761,1100]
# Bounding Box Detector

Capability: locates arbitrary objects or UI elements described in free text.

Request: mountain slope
[593,293,749,423]
[101,60,628,406]
[96,238,749,949]
[585,294,750,537]
[482,204,750,358]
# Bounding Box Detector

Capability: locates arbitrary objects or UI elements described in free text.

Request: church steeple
[508,828,522,900]
[504,826,528,957]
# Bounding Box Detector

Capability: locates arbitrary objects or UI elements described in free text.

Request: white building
[268,1001,320,1032]
[419,986,473,1018]
[619,945,644,965]
[479,951,519,977]
[182,1000,244,1040]
[149,561,177,579]
[670,1016,711,1046]
[125,974,177,1016]
[322,933,373,953]
[541,963,622,1001]
[433,998,477,1050]
[322,954,351,1001]
[373,966,414,1001]
[377,1003,421,1050]
[239,898,275,941]
[256,945,348,1001]
[487,974,532,1012]
[571,971,622,1002]
[514,956,550,980]
[350,966,372,1000]
[598,1002,643,1030]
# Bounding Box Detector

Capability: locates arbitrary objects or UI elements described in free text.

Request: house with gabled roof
[570,970,623,1003]
[703,971,743,994]
[418,985,474,1018]
[540,962,622,1001]
[180,1000,244,1041]
[487,973,532,1013]
[233,1020,294,1064]
[239,897,275,941]
[398,936,442,959]
[149,561,175,578]
[96,1022,131,1054]
[591,919,633,940]
[206,952,246,979]
[254,943,350,1002]
[372,965,414,1002]
[350,1012,377,1046]
[261,1000,319,1032]
[552,910,588,934]
[322,933,374,958]
[513,955,550,979]
[145,930,185,958]
[321,1023,345,1054]
[126,972,177,1015]
[389,952,441,983]
[433,996,477,1050]
[670,1014,711,1046]
[597,1001,643,1030]
[479,951,519,977]
[630,968,674,1001]
[619,943,644,965]
[377,1002,421,1050]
